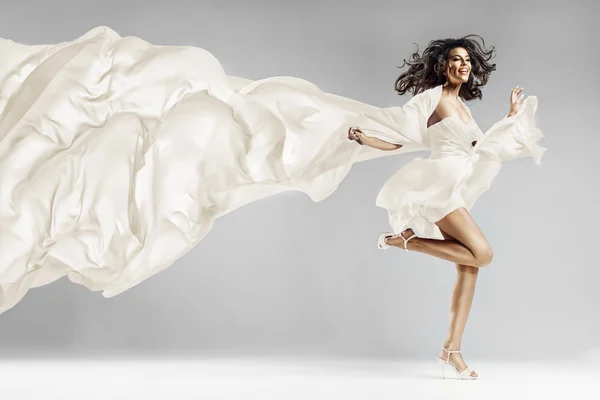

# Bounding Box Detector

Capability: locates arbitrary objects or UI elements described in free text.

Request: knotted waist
[430,140,481,162]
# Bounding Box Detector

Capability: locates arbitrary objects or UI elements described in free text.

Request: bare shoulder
[428,96,456,125]
[427,95,470,127]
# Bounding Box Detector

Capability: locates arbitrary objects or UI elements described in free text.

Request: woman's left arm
[476,86,547,165]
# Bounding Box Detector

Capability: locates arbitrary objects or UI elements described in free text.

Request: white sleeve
[476,96,547,165]
[350,89,435,151]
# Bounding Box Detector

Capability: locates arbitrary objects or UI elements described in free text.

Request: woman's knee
[473,245,493,267]
[435,208,493,267]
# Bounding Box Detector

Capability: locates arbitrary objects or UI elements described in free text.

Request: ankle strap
[402,233,417,251]
[443,347,461,353]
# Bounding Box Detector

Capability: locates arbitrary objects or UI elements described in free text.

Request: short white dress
[360,84,546,240]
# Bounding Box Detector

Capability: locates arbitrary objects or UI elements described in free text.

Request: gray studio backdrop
[0,0,598,361]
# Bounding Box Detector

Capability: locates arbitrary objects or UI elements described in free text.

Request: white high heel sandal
[377,230,416,250]
[437,348,478,380]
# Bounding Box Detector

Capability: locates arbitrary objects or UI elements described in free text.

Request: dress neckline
[426,84,474,130]
[427,114,475,130]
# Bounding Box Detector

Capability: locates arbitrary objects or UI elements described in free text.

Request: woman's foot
[438,347,478,378]
[385,228,416,250]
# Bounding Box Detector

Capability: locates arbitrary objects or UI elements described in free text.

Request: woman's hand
[347,126,403,151]
[348,126,365,145]
[508,85,524,117]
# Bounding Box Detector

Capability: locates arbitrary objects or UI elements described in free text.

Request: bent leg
[385,207,493,267]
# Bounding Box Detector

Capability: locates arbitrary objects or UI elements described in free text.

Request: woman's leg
[384,207,485,376]
[436,228,479,377]
[385,207,493,268]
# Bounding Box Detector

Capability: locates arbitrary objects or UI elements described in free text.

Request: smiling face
[443,47,471,84]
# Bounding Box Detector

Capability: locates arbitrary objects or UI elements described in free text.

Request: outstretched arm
[361,134,403,151]
[348,127,403,151]
[477,92,546,166]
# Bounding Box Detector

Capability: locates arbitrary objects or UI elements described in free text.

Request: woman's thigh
[434,207,493,263]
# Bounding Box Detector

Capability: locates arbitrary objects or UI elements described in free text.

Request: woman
[347,36,545,379]
[0,27,544,378]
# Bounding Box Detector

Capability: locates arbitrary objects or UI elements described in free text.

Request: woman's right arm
[348,127,403,151]
[361,135,403,151]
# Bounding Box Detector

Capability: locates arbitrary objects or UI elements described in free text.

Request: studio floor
[0,356,598,399]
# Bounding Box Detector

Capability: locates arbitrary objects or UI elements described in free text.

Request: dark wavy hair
[394,35,497,101]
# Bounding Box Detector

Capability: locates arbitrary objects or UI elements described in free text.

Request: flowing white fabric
[0,26,546,315]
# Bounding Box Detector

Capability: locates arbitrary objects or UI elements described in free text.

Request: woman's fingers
[348,126,363,142]
[511,86,524,104]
